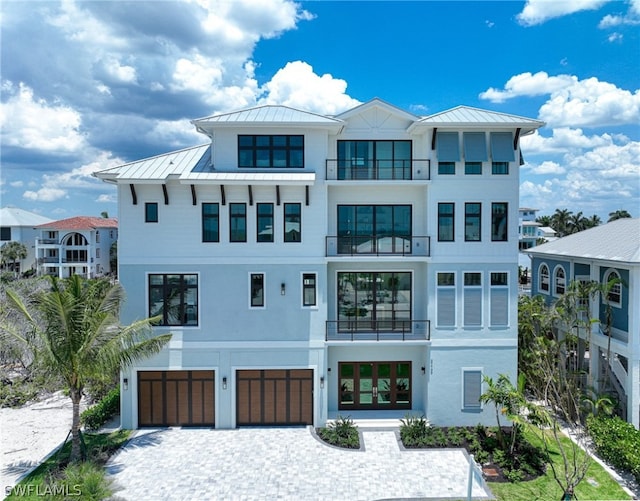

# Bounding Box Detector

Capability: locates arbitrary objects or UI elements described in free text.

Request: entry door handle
[372,386,378,397]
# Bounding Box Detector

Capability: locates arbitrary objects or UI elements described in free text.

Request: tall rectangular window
[438,203,454,242]
[250,273,265,308]
[256,203,274,243]
[149,274,198,326]
[437,272,456,327]
[491,202,508,241]
[145,202,158,223]
[490,272,509,326]
[302,273,317,307]
[238,135,304,168]
[1,227,11,240]
[464,272,482,327]
[465,203,481,241]
[284,203,301,242]
[230,203,247,242]
[463,370,482,410]
[202,203,219,242]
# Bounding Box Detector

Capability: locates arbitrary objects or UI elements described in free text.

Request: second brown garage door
[138,370,215,427]
[236,369,313,426]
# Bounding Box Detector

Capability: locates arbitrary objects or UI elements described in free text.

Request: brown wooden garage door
[138,370,215,427]
[236,369,313,426]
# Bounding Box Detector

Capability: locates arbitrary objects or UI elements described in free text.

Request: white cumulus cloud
[517,0,611,26]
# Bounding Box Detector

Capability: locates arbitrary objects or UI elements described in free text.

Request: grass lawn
[488,426,631,501]
[4,430,130,501]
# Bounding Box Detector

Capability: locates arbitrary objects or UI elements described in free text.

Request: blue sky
[1,0,638,222]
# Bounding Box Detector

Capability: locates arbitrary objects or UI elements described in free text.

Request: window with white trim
[539,264,550,293]
[462,369,482,410]
[603,269,622,307]
[436,272,456,327]
[554,266,566,296]
[463,272,482,327]
[149,274,198,326]
[490,272,508,326]
[302,273,317,307]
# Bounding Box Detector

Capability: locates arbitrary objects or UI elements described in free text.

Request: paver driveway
[106,427,493,501]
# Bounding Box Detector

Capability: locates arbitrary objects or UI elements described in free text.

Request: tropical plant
[0,241,28,275]
[551,208,573,237]
[1,275,171,462]
[608,209,632,222]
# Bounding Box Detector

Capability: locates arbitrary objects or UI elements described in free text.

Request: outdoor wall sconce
[281,283,286,295]
[320,376,325,389]
[222,377,227,390]
[123,378,129,390]
[421,366,425,375]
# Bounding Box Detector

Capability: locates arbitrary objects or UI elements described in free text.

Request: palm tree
[551,208,573,237]
[0,241,28,276]
[2,275,171,462]
[608,209,632,222]
[567,211,585,234]
[584,214,601,229]
[535,215,552,227]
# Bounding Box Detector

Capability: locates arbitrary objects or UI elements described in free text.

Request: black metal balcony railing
[38,238,59,245]
[326,320,430,341]
[325,159,431,181]
[326,235,430,257]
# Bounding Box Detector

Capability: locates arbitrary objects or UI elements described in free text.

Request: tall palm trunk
[70,388,83,462]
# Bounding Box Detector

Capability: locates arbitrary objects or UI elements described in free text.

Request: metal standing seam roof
[0,207,53,226]
[417,105,545,128]
[191,105,345,125]
[527,218,640,263]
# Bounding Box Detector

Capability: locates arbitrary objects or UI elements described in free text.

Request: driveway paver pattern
[106,427,492,501]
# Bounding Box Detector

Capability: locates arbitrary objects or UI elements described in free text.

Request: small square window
[438,162,455,175]
[145,203,158,223]
[465,162,482,175]
[492,162,509,175]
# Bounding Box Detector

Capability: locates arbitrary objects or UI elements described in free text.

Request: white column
[628,359,640,429]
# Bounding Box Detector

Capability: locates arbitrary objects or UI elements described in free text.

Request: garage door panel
[138,371,215,427]
[236,369,313,426]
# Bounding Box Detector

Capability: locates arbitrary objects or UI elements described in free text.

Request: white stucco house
[94,98,544,429]
[0,207,53,274]
[34,216,118,278]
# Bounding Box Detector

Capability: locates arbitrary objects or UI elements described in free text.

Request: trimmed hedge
[81,387,120,431]
[587,414,640,484]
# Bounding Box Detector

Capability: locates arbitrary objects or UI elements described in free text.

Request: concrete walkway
[106,427,493,501]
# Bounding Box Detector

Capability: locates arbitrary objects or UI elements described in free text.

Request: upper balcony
[326,235,430,257]
[325,159,430,181]
[326,319,430,342]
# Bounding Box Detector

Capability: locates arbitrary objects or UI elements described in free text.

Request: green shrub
[317,416,360,449]
[587,414,640,484]
[81,387,120,431]
[400,414,430,446]
[51,461,114,501]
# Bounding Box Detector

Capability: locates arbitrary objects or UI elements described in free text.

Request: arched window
[539,264,549,293]
[63,233,88,246]
[603,269,622,306]
[554,266,566,296]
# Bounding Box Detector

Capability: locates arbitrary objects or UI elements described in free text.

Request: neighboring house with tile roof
[34,216,118,279]
[0,207,54,274]
[528,218,640,427]
[94,98,544,430]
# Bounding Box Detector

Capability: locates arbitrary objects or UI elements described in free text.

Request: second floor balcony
[326,159,430,181]
[326,235,430,257]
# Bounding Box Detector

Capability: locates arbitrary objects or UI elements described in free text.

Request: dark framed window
[337,140,412,180]
[492,162,509,175]
[438,203,454,242]
[438,162,455,175]
[257,203,274,243]
[437,272,456,327]
[539,264,550,293]
[284,203,301,242]
[230,203,247,242]
[465,203,481,241]
[202,203,219,242]
[491,202,508,241]
[238,135,304,168]
[463,272,482,327]
[250,273,264,307]
[490,272,509,326]
[302,273,317,307]
[337,205,411,254]
[149,274,198,326]
[554,267,566,296]
[465,162,482,175]
[0,227,11,241]
[337,272,411,331]
[145,202,158,223]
